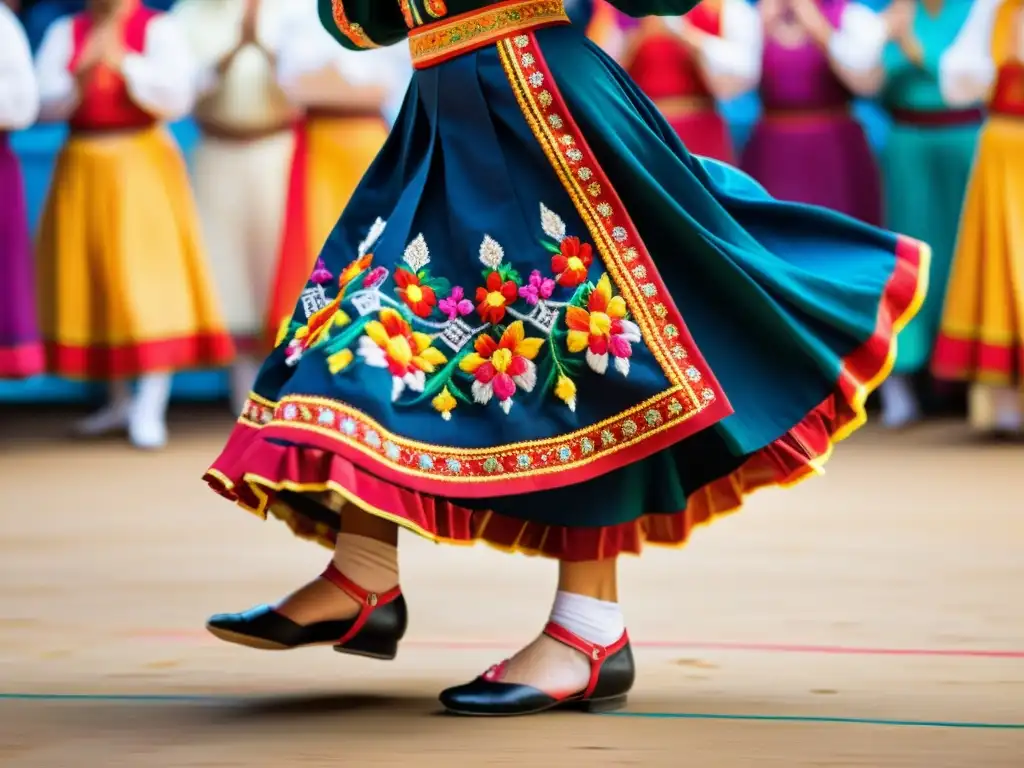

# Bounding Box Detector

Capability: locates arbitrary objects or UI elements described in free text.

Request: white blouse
[0,4,39,130]
[938,0,1001,107]
[276,2,411,124]
[34,12,197,123]
[173,0,303,130]
[663,0,763,99]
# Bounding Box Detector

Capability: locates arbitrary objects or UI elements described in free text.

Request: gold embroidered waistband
[409,0,570,70]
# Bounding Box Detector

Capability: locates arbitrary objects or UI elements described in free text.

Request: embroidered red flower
[459,321,544,414]
[551,236,593,287]
[394,267,437,318]
[475,270,519,324]
[565,274,642,376]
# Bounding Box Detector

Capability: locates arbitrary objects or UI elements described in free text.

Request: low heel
[579,694,627,713]
[334,635,399,661]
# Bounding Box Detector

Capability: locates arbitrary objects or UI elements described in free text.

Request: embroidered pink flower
[439,286,474,320]
[459,321,544,414]
[362,266,388,289]
[565,274,641,376]
[518,270,555,306]
[310,258,333,284]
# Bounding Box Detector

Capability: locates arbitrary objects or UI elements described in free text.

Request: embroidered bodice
[322,0,702,50]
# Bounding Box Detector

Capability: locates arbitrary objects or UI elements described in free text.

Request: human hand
[789,0,832,46]
[882,0,914,41]
[240,0,260,45]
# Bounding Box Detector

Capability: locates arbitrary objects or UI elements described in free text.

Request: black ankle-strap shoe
[439,621,635,716]
[205,562,407,660]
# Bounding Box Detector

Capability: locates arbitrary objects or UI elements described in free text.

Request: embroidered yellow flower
[432,386,457,421]
[554,373,577,412]
[327,349,354,375]
[357,309,448,401]
[565,273,641,376]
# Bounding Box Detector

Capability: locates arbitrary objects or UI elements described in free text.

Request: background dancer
[741,0,884,224]
[866,0,980,429]
[618,0,760,162]
[0,0,42,380]
[34,0,233,448]
[267,0,411,352]
[932,0,1024,437]
[174,0,303,415]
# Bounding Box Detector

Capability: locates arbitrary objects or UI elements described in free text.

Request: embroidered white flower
[358,217,387,257]
[540,202,566,242]
[478,235,505,270]
[403,234,430,272]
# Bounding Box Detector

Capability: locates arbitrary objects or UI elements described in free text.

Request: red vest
[626,2,721,101]
[991,61,1024,118]
[68,4,160,132]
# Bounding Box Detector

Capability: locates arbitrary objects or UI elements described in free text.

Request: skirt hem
[0,342,44,379]
[203,236,929,561]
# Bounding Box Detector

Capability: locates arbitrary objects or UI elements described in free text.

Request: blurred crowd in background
[1,0,1020,449]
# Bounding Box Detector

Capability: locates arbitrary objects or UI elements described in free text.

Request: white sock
[76,380,133,434]
[128,373,172,449]
[880,375,920,428]
[332,533,399,593]
[549,590,624,647]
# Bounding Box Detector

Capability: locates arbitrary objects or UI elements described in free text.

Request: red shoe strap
[543,621,629,699]
[320,561,401,646]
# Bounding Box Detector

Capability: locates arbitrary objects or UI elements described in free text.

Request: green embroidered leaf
[321,316,370,356]
[401,348,472,406]
[496,263,521,285]
[542,240,562,255]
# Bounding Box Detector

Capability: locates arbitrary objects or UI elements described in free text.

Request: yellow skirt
[36,125,235,380]
[267,115,389,349]
[933,115,1024,389]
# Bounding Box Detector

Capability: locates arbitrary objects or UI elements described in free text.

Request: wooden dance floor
[1,409,1021,766]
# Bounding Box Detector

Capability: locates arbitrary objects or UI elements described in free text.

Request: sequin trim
[497,35,721,402]
[408,0,569,69]
[331,0,380,48]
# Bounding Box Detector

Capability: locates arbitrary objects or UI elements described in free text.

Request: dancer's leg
[128,372,172,449]
[880,375,921,429]
[274,502,400,624]
[74,380,133,435]
[497,558,623,695]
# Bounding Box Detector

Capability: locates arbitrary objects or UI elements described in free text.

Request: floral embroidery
[424,0,447,18]
[459,322,544,414]
[310,258,333,284]
[476,270,520,324]
[357,309,448,401]
[554,373,577,411]
[551,236,593,287]
[439,286,474,320]
[519,270,555,306]
[276,198,648,421]
[565,274,641,376]
[394,268,437,318]
[432,386,457,420]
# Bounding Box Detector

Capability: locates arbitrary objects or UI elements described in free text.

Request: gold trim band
[409,0,569,69]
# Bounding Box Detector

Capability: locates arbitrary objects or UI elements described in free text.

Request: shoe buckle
[367,592,378,607]
[591,646,602,661]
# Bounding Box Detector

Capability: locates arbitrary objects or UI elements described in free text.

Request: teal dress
[879,0,980,374]
[205,0,927,561]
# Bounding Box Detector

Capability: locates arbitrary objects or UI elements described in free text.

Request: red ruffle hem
[204,236,929,561]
